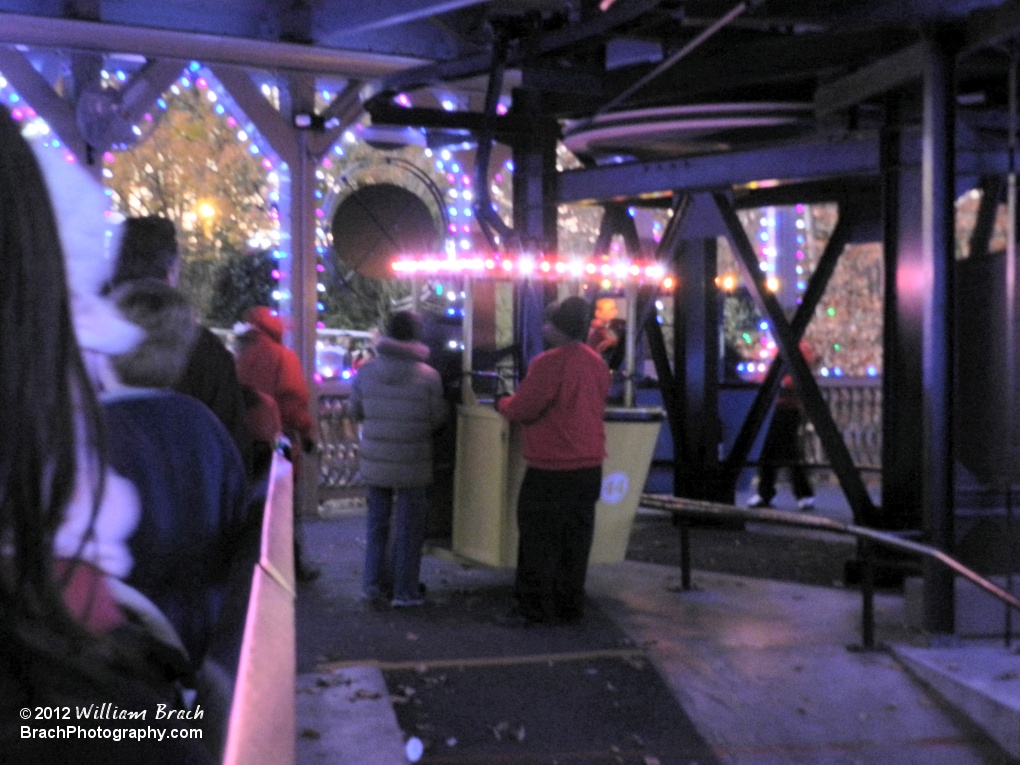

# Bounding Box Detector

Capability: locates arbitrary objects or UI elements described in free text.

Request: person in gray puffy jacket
[351,311,447,607]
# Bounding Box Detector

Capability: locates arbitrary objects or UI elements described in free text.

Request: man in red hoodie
[236,306,314,448]
[496,297,610,625]
[235,306,319,581]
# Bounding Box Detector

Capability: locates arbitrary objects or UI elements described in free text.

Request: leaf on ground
[349,688,382,701]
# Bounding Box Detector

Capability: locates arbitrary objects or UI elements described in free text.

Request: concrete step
[891,643,1020,761]
[296,666,406,765]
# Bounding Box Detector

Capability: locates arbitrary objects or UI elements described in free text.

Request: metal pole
[293,129,319,520]
[411,275,421,312]
[919,32,956,637]
[679,524,692,591]
[0,12,422,78]
[624,282,638,407]
[1006,55,1018,647]
[461,275,476,406]
[860,539,876,650]
[588,1,747,122]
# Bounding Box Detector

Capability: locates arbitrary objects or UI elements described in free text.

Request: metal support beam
[509,89,558,252]
[966,0,1020,53]
[920,33,958,637]
[0,46,87,162]
[720,209,858,504]
[362,0,661,106]
[118,59,189,127]
[510,88,559,369]
[881,107,926,537]
[558,131,1011,207]
[557,138,882,204]
[814,42,926,117]
[308,81,364,158]
[0,12,423,78]
[208,65,300,168]
[645,193,693,492]
[968,176,1006,259]
[673,233,724,501]
[714,192,878,526]
[213,63,318,518]
[316,0,494,38]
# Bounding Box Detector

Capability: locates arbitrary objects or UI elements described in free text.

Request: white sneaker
[391,597,425,608]
[746,494,773,509]
[797,496,815,511]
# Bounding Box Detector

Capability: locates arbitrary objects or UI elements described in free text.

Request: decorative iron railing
[803,377,883,471]
[316,382,363,506]
[313,376,886,508]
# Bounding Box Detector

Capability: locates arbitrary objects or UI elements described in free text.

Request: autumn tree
[104,76,275,319]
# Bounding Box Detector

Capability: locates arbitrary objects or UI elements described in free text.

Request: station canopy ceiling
[3,1,1020,197]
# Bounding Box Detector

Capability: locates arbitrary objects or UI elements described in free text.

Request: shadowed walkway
[294,483,1017,765]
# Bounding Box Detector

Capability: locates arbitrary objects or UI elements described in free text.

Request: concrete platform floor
[295,506,1019,765]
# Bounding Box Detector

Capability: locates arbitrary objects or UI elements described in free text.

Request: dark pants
[514,466,602,623]
[756,406,813,502]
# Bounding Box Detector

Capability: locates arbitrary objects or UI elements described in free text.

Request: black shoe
[297,565,321,583]
[494,609,543,628]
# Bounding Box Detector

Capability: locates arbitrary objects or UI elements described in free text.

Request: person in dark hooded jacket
[351,311,447,607]
[109,216,254,483]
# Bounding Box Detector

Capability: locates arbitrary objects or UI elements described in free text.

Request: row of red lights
[391,254,675,288]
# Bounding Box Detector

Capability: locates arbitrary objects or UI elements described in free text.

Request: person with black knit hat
[109,215,255,483]
[495,296,610,625]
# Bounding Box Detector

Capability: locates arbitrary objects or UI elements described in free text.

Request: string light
[4,65,888,378]
[392,253,673,289]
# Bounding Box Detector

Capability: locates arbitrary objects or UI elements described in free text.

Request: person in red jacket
[235,306,319,581]
[236,306,314,446]
[496,297,610,625]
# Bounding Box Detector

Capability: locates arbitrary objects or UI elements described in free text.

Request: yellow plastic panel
[590,419,661,564]
[452,405,517,567]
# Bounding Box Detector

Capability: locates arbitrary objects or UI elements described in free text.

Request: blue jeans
[363,486,427,602]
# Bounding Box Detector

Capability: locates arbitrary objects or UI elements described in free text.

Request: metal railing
[803,376,882,472]
[315,382,365,516]
[221,449,297,765]
[639,493,1020,650]
[316,377,887,500]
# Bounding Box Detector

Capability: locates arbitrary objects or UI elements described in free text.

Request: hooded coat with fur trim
[351,337,447,488]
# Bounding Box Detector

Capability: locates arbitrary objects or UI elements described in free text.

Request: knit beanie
[547,297,590,342]
[386,311,423,342]
[111,215,179,286]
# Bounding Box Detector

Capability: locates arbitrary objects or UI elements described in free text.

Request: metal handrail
[640,493,1020,650]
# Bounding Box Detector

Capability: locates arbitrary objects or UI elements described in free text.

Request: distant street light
[198,200,216,240]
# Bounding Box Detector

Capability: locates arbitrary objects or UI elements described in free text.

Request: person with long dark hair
[0,105,214,763]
